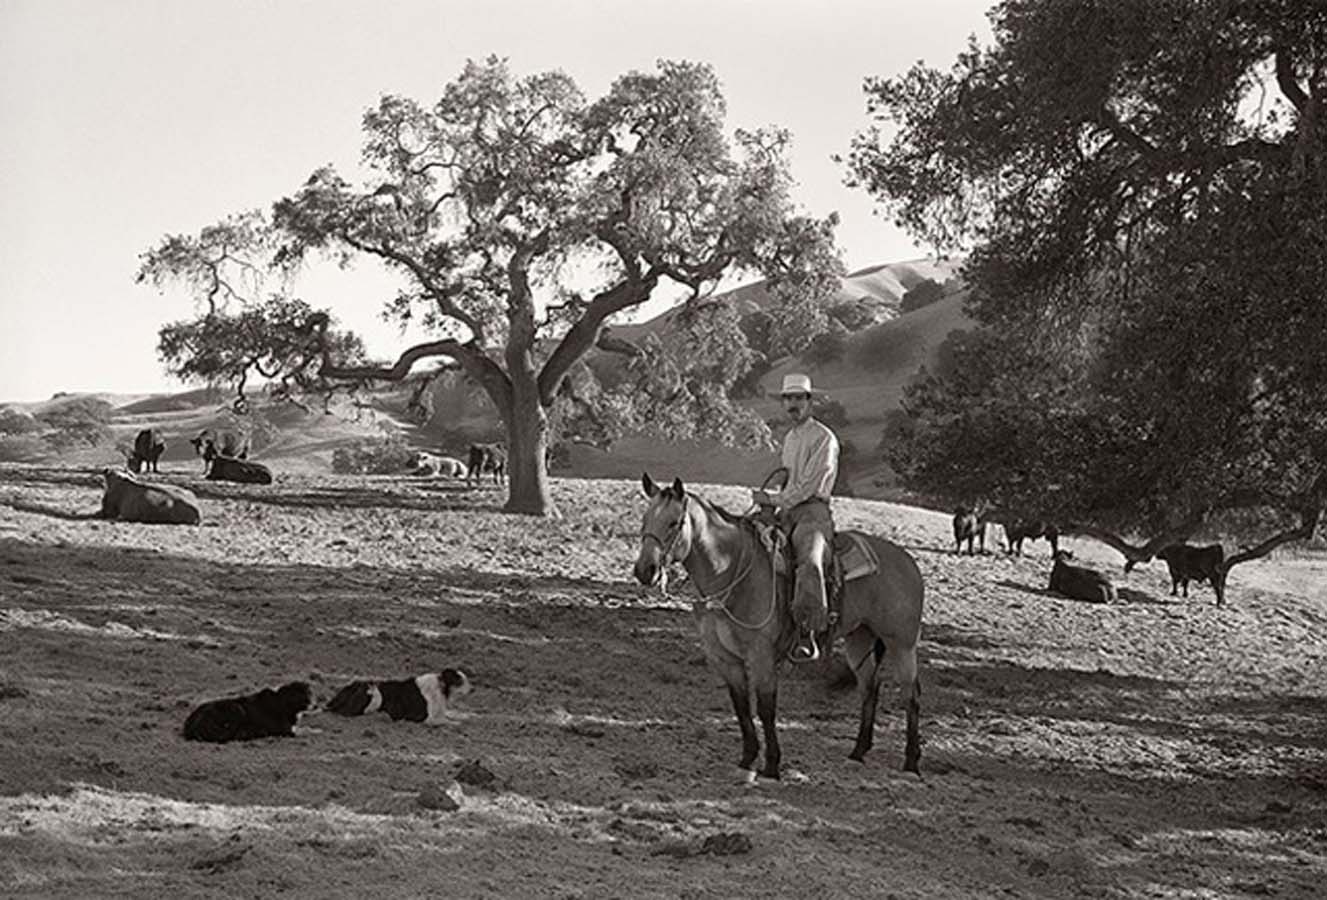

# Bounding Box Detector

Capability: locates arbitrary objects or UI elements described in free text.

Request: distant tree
[154,293,367,413]
[899,278,945,313]
[827,299,877,332]
[801,321,850,366]
[34,397,114,449]
[140,58,841,516]
[848,0,1327,594]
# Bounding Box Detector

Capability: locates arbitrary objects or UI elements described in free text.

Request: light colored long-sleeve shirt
[776,417,839,509]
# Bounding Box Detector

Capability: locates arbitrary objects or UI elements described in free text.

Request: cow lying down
[1048,550,1117,604]
[326,669,471,724]
[100,468,201,525]
[182,681,312,743]
[206,455,273,485]
[414,452,468,479]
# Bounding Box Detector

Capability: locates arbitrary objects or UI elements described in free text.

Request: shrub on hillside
[900,279,946,313]
[802,326,849,366]
[0,407,43,435]
[828,300,876,332]
[35,397,114,450]
[331,435,417,475]
[0,435,46,462]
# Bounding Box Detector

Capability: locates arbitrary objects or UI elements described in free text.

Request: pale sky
[0,0,993,402]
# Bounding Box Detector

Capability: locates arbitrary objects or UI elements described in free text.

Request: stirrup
[789,631,821,664]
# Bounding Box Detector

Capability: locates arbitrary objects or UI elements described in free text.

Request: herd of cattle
[103,428,512,526]
[951,505,1227,604]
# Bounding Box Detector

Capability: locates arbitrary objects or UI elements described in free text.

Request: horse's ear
[672,477,685,497]
[641,472,659,498]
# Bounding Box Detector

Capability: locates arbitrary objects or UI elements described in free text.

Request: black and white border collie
[325,668,471,724]
[182,681,312,743]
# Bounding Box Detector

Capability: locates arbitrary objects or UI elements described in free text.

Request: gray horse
[634,474,924,779]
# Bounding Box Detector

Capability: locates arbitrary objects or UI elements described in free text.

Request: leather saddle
[747,514,880,620]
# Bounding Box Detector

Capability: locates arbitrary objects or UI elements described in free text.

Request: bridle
[640,492,777,630]
[639,494,691,567]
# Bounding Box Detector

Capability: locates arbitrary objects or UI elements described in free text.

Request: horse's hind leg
[895,645,922,774]
[844,628,882,762]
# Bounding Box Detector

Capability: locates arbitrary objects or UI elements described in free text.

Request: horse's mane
[698,493,746,525]
[669,487,764,538]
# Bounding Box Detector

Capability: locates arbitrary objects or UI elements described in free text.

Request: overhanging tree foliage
[140,58,840,516]
[847,0,1327,597]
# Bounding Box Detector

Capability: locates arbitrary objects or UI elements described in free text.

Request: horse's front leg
[727,683,760,772]
[750,658,780,779]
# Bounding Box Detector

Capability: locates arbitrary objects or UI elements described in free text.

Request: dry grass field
[2,463,1325,898]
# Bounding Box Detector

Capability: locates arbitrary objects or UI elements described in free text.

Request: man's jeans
[784,499,833,634]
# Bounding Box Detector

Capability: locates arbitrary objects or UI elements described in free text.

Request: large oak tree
[847,0,1327,598]
[140,58,839,516]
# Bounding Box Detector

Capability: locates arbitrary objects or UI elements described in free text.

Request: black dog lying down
[182,681,312,743]
[326,669,471,724]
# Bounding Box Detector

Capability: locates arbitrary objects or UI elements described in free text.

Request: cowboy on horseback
[751,373,840,663]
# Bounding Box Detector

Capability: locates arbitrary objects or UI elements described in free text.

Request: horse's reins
[641,494,780,630]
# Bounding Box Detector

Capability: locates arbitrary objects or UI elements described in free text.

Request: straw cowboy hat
[775,372,823,397]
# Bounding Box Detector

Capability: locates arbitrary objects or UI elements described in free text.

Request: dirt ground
[1,463,1325,899]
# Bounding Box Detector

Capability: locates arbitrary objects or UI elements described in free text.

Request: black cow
[190,429,249,475]
[952,506,987,555]
[206,455,273,485]
[128,428,166,474]
[466,442,507,486]
[1007,520,1060,557]
[1155,544,1225,601]
[1048,550,1116,604]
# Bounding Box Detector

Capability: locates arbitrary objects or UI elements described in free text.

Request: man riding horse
[750,373,840,663]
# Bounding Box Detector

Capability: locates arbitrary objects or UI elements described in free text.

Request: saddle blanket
[832,531,880,582]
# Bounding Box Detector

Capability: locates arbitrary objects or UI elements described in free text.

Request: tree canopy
[140,57,841,515]
[848,0,1327,579]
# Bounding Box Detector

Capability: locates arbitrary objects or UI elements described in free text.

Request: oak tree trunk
[502,374,555,517]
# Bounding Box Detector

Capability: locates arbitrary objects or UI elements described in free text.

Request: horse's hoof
[847,751,865,763]
[759,768,780,781]
[737,768,757,786]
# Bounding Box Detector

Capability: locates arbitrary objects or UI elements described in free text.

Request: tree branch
[594,328,644,357]
[335,233,487,344]
[537,280,652,406]
[1275,48,1308,112]
[306,313,511,410]
[1064,518,1205,571]
[1223,472,1325,571]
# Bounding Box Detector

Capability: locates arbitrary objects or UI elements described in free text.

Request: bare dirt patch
[1,464,1324,898]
